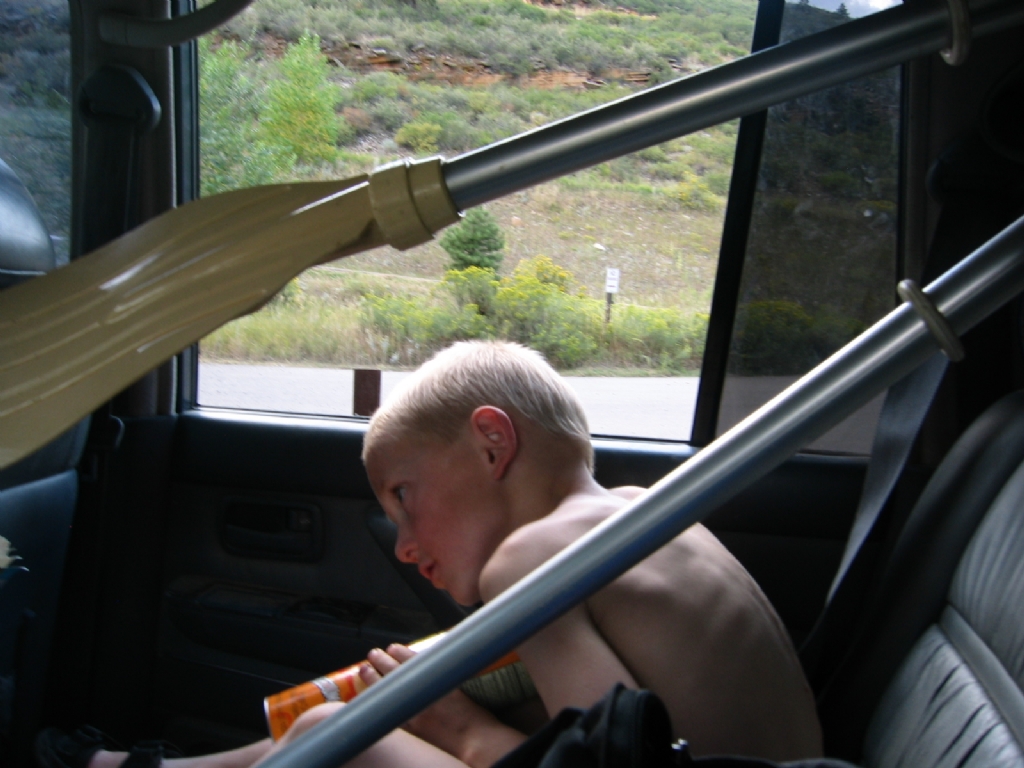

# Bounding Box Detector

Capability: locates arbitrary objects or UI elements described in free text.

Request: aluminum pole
[260,213,1024,768]
[442,0,1024,210]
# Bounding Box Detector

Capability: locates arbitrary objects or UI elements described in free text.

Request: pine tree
[439,208,506,272]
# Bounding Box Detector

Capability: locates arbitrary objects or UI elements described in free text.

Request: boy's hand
[359,644,526,768]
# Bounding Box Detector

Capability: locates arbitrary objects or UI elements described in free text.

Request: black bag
[491,684,859,768]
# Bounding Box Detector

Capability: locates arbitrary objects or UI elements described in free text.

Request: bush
[7,49,70,106]
[607,305,707,372]
[730,300,816,375]
[360,293,492,365]
[394,120,442,153]
[439,207,506,272]
[260,33,340,164]
[199,38,294,195]
[491,257,601,368]
[444,266,498,316]
[517,255,572,292]
[675,171,723,211]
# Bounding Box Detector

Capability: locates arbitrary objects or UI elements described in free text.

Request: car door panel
[160,413,452,738]
[163,415,871,692]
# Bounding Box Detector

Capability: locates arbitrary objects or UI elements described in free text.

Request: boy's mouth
[419,562,436,583]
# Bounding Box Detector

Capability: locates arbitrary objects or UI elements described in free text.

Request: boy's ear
[469,406,517,480]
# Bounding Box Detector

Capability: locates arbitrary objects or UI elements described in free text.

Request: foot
[36,727,181,768]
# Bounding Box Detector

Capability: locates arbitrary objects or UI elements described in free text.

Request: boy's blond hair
[363,341,593,470]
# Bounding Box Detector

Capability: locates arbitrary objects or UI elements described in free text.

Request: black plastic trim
[174,0,202,413]
[691,0,786,446]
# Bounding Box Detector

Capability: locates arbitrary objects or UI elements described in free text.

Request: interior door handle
[220,499,322,562]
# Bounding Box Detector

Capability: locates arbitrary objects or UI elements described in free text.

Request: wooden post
[604,267,620,325]
[353,369,382,417]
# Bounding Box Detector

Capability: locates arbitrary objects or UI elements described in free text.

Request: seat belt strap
[826,351,948,602]
[801,352,947,684]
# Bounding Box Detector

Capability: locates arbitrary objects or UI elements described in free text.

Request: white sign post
[605,268,620,324]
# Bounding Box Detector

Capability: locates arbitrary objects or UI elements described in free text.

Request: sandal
[35,726,182,768]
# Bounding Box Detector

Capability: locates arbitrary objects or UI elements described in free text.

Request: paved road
[197,363,881,451]
[198,363,700,441]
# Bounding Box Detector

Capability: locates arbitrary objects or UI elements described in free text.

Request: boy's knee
[281,702,345,743]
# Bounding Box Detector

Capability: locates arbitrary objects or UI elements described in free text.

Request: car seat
[817,388,1024,766]
[0,158,89,767]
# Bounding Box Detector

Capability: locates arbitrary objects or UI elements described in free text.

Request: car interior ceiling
[0,1,1023,767]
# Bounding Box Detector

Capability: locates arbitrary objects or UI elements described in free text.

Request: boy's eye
[395,487,406,504]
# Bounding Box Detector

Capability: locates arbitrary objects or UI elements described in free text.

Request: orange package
[264,633,527,741]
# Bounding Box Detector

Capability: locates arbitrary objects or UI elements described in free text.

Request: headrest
[0,157,87,483]
[0,157,57,290]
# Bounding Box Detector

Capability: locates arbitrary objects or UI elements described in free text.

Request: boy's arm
[480,528,641,719]
[363,645,527,768]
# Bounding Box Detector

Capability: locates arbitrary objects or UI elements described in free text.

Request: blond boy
[67,341,820,768]
[355,340,822,764]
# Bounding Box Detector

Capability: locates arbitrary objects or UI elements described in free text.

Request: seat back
[864,462,1024,765]
[0,158,87,767]
[819,391,1024,766]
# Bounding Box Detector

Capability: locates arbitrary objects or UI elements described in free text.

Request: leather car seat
[818,389,1024,766]
[0,158,88,767]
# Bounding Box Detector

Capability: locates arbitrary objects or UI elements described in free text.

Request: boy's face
[365,432,509,606]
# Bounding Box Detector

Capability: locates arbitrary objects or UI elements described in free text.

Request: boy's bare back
[480,488,823,761]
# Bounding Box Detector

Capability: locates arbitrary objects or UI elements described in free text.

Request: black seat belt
[827,352,948,604]
[800,127,1024,688]
[800,351,948,688]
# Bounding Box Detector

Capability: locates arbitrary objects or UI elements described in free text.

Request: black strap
[800,352,947,684]
[827,352,948,602]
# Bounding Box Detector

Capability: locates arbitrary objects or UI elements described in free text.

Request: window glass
[716,0,900,452]
[0,0,72,264]
[195,0,757,440]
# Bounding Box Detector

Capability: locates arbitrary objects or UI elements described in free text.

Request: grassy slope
[208,0,754,308]
[202,0,758,369]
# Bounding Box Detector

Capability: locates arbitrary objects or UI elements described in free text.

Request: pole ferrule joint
[368,157,460,251]
[898,279,965,361]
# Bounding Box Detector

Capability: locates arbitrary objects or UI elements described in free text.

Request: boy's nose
[395,532,418,564]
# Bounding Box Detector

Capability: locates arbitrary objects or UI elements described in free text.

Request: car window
[194,0,898,448]
[193,0,756,441]
[715,0,901,453]
[0,0,72,265]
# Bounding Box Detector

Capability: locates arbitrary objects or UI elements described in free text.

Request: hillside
[219,0,757,80]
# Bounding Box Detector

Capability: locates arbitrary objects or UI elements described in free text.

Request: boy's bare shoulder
[479,492,626,602]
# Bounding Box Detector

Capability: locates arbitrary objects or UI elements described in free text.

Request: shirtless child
[52,340,821,768]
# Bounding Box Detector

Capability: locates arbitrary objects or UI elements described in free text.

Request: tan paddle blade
[0,157,458,469]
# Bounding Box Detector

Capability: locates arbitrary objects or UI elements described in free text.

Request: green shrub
[269,277,304,307]
[607,305,707,372]
[808,308,864,360]
[7,49,70,106]
[394,120,442,153]
[819,170,860,197]
[491,257,602,368]
[360,293,493,365]
[513,254,572,292]
[260,33,340,164]
[704,170,732,196]
[675,171,723,211]
[730,300,816,375]
[199,38,294,195]
[439,208,506,271]
[444,266,499,316]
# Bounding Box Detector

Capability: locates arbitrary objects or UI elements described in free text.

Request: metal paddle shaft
[442,0,1024,210]
[258,205,1024,766]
